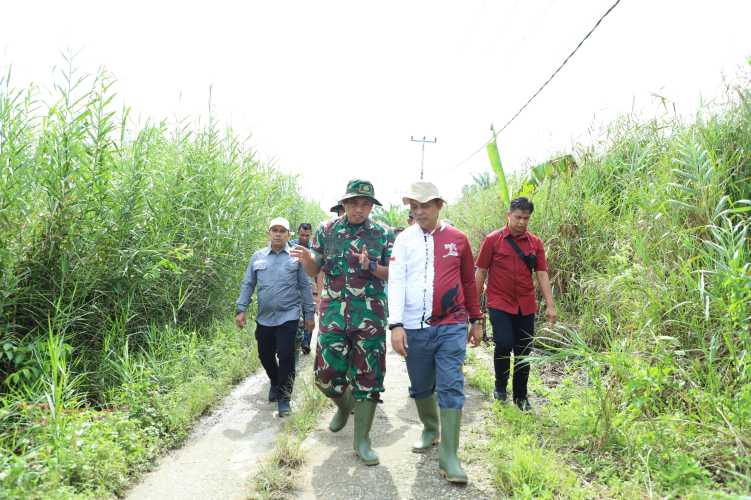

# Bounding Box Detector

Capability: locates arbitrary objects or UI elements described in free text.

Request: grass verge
[0,320,259,499]
[464,348,608,499]
[465,346,747,498]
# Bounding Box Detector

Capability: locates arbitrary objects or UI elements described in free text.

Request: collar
[263,244,290,256]
[501,225,528,240]
[420,221,445,236]
[342,217,372,232]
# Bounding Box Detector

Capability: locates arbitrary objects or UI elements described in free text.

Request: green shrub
[1,320,259,498]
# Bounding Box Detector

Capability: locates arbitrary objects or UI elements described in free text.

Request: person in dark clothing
[291,222,317,355]
[330,203,345,217]
[474,197,557,411]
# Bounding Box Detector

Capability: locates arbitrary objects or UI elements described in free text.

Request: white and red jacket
[388,223,483,329]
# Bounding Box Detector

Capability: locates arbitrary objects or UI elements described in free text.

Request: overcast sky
[2,1,750,209]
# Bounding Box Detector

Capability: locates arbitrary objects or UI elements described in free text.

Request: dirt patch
[535,355,568,389]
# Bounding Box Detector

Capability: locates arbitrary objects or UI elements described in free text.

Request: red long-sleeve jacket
[388,223,483,329]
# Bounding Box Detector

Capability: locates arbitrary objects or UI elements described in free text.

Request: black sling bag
[505,234,537,273]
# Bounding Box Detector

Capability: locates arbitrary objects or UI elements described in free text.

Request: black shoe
[277,399,291,417]
[493,389,507,402]
[301,345,311,355]
[268,385,279,402]
[514,398,532,412]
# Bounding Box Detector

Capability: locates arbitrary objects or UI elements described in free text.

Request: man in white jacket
[387,181,484,484]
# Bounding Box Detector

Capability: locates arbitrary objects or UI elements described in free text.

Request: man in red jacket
[475,197,557,411]
[388,181,484,484]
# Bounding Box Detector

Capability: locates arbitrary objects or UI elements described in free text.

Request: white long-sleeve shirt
[387,223,482,330]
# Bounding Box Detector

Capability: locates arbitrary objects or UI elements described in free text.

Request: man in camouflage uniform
[291,179,394,466]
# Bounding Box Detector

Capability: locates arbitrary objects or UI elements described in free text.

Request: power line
[453,0,624,169]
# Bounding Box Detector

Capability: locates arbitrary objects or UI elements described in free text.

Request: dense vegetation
[447,73,750,497]
[0,63,323,498]
[2,56,749,499]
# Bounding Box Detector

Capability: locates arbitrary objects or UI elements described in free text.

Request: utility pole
[410,136,437,180]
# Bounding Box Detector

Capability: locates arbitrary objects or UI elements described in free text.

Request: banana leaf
[486,133,510,207]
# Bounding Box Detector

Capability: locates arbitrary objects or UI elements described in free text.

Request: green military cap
[339,179,382,206]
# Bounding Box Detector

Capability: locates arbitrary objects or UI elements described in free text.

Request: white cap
[268,217,290,231]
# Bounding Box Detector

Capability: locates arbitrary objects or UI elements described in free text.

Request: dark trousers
[255,320,297,400]
[488,308,535,400]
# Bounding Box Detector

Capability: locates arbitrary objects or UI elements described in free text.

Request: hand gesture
[352,244,369,270]
[391,326,408,357]
[290,244,313,264]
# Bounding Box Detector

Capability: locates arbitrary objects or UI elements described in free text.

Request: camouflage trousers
[314,299,386,401]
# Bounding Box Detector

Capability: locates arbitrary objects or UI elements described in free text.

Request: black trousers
[488,308,535,400]
[255,320,297,400]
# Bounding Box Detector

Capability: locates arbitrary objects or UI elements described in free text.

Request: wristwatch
[469,317,483,324]
[368,258,378,274]
[388,323,404,330]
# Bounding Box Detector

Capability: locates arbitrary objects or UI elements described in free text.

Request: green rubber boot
[353,399,379,465]
[412,394,440,453]
[438,408,468,483]
[328,387,354,432]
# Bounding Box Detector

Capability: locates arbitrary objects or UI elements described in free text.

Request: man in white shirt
[387,181,484,483]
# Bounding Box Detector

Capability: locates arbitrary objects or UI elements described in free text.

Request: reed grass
[447,71,751,497]
[0,59,323,498]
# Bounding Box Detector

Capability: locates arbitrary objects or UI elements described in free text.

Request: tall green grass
[446,73,751,496]
[0,60,323,498]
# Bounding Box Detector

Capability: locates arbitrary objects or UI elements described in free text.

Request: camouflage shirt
[311,216,394,326]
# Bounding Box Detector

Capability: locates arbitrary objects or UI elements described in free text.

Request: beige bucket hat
[402,181,446,205]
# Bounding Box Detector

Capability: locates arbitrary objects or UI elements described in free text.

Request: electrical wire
[453,0,624,169]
